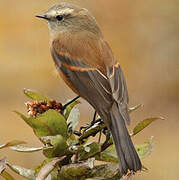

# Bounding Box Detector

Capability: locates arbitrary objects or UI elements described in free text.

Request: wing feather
[107,62,130,124]
[51,45,112,113]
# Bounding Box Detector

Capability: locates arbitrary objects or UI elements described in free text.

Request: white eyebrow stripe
[59,8,74,15]
[48,10,56,16]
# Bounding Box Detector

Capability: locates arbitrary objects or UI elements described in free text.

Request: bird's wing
[51,42,113,116]
[51,39,130,124]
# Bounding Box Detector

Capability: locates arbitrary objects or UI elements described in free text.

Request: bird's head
[36,2,102,38]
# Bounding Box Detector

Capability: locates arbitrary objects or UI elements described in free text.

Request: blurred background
[0,0,178,179]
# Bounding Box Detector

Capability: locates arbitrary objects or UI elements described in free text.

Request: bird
[36,2,142,176]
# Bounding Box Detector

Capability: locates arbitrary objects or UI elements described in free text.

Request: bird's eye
[56,15,64,21]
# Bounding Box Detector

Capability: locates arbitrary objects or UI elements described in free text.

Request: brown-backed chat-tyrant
[36,2,142,176]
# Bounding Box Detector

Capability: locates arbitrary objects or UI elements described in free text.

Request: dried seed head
[25,100,63,117]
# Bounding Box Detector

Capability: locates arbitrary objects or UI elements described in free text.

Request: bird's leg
[102,128,111,144]
[91,111,97,125]
[104,130,111,142]
[90,111,103,126]
[62,95,80,110]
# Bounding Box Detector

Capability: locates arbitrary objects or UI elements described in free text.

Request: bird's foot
[79,117,103,134]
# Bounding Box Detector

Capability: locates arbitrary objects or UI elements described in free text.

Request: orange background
[0,0,178,179]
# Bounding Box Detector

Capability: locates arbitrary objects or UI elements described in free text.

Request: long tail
[109,102,142,176]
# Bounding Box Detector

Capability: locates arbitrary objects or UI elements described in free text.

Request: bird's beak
[35,14,49,20]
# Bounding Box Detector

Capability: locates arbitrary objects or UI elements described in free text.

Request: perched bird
[36,2,142,176]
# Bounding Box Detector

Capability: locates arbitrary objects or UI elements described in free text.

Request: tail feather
[109,102,142,175]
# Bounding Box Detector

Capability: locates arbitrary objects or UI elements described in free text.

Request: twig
[36,156,65,180]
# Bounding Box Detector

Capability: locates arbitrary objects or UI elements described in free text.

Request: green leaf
[135,137,154,159]
[1,170,15,180]
[35,110,68,138]
[14,111,34,127]
[34,158,54,175]
[59,160,91,179]
[79,142,101,160]
[97,137,154,163]
[95,145,118,163]
[42,135,68,158]
[23,88,50,103]
[15,110,68,138]
[0,140,26,149]
[67,107,80,134]
[132,117,164,136]
[7,164,35,180]
[63,100,80,119]
[10,145,43,153]
[129,104,143,113]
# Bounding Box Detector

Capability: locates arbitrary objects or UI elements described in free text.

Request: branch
[58,159,122,180]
